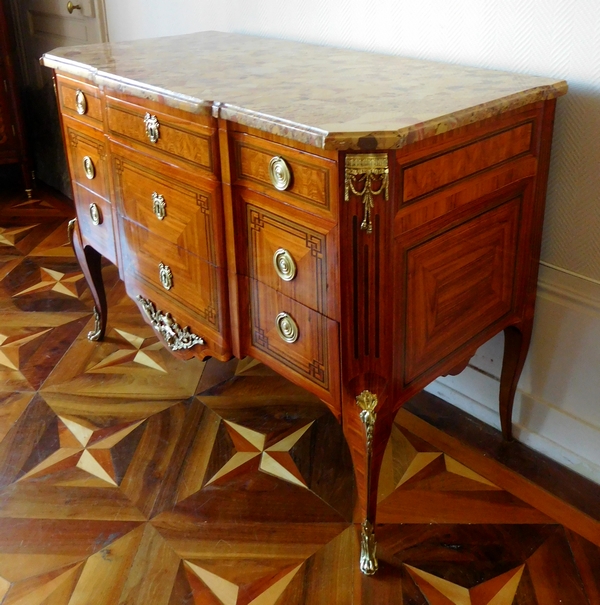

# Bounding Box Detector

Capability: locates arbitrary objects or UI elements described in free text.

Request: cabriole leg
[68,218,107,341]
[343,385,395,575]
[499,324,532,440]
[355,389,379,575]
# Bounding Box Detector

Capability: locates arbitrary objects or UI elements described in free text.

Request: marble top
[42,31,567,151]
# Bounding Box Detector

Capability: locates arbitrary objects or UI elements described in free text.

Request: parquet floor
[0,180,599,604]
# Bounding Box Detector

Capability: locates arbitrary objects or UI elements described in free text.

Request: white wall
[103,0,600,483]
[429,266,600,484]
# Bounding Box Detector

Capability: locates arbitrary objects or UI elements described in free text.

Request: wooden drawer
[230,132,338,220]
[239,188,338,320]
[112,144,224,266]
[399,112,537,205]
[63,118,110,200]
[57,74,103,130]
[125,273,231,362]
[106,95,217,176]
[244,277,340,403]
[119,219,225,335]
[73,184,117,264]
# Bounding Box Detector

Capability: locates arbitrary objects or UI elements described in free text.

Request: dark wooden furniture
[0,0,32,196]
[42,32,567,575]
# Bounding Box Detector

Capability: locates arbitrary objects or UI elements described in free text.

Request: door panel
[6,0,108,194]
[12,0,108,88]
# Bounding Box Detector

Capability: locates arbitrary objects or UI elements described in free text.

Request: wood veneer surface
[0,182,598,603]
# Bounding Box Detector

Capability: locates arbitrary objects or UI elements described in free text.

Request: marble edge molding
[42,51,567,151]
[41,53,213,116]
[219,104,329,149]
[323,81,568,151]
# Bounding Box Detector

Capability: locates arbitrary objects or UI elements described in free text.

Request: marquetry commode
[42,32,567,575]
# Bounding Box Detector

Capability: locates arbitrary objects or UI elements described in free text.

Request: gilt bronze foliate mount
[137,295,205,351]
[356,389,378,454]
[355,389,379,575]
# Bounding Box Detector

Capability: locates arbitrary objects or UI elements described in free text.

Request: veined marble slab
[42,31,567,150]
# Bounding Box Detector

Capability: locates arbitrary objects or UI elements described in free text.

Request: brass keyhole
[75,89,87,115]
[152,192,166,220]
[67,2,82,14]
[144,113,160,144]
[159,262,173,290]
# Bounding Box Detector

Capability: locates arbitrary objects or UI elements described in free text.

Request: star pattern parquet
[0,181,598,603]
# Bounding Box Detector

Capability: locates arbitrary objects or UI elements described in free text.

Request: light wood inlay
[246,278,338,399]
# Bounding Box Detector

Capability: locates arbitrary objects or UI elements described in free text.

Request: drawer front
[57,75,103,130]
[245,278,339,399]
[402,121,534,204]
[125,273,231,362]
[113,147,224,266]
[120,219,224,334]
[73,185,117,264]
[231,132,337,219]
[106,96,217,175]
[64,119,110,200]
[242,192,336,318]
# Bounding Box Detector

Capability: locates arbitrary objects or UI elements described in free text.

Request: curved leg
[355,389,379,575]
[342,383,395,575]
[499,323,532,441]
[68,219,107,341]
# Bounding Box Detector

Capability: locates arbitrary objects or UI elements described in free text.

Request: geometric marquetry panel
[405,198,521,383]
[0,315,90,392]
[377,423,552,524]
[405,563,525,605]
[377,524,593,605]
[1,256,91,315]
[0,223,39,253]
[14,266,84,298]
[185,559,303,605]
[39,318,206,399]
[0,184,598,604]
[205,419,315,488]
[27,220,75,257]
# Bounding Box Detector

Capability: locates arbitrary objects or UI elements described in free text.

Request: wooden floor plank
[399,396,600,546]
[0,180,599,602]
[66,525,146,605]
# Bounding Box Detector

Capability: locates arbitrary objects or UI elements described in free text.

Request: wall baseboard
[425,263,600,485]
